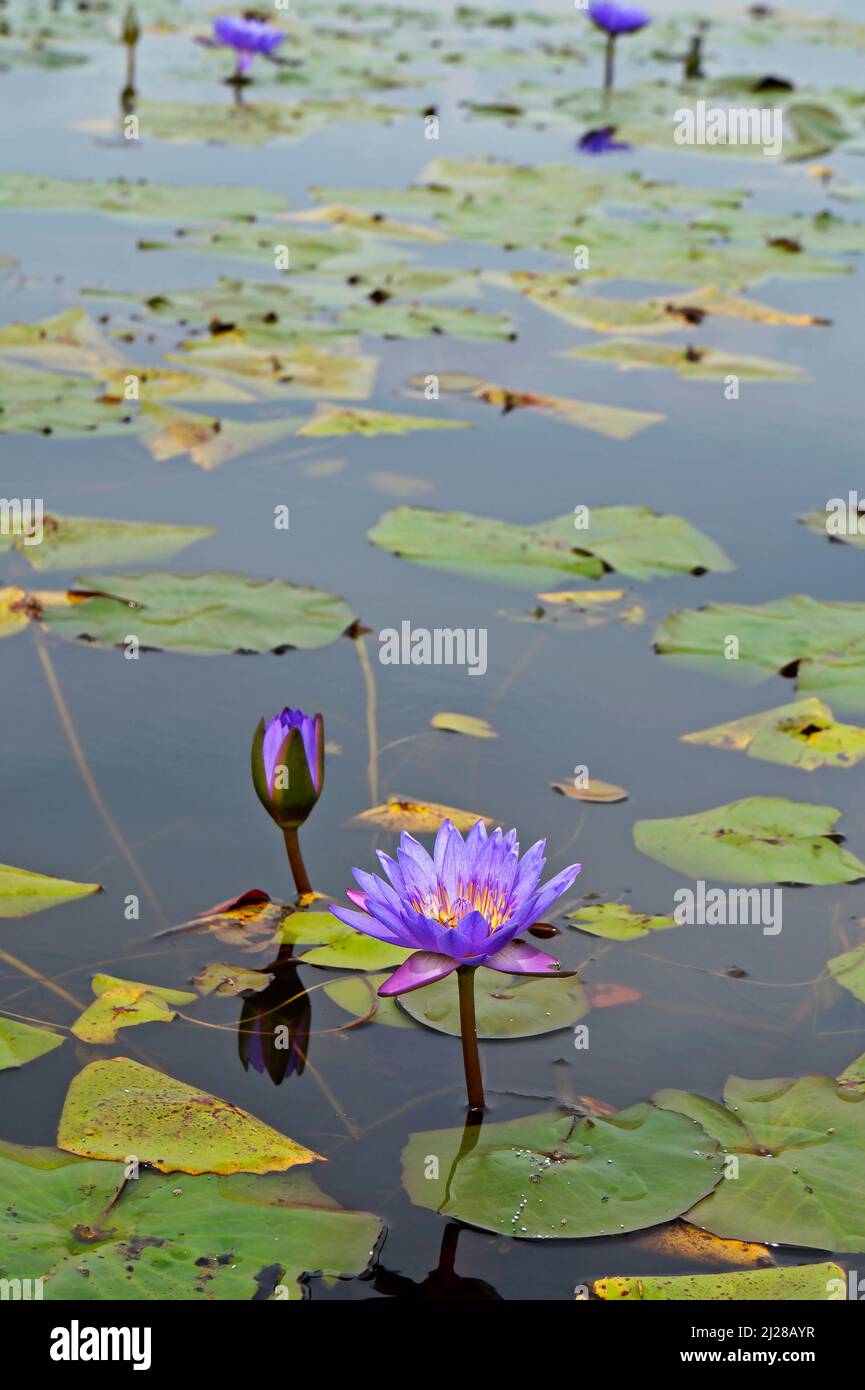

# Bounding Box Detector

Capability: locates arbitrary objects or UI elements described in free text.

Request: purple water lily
[587,0,651,93]
[578,125,631,154]
[251,708,324,896]
[331,819,581,998]
[588,0,651,35]
[210,15,284,76]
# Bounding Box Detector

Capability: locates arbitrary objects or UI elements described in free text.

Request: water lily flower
[333,820,580,996]
[251,708,323,896]
[209,15,284,78]
[578,125,631,154]
[587,0,651,93]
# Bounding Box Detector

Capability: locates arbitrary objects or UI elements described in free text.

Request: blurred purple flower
[578,125,631,154]
[211,15,284,73]
[331,819,581,997]
[588,0,651,36]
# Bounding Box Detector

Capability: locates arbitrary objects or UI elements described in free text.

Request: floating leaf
[827,945,865,1004]
[370,505,732,590]
[324,973,418,1028]
[656,1075,865,1252]
[58,1057,322,1175]
[402,1105,722,1239]
[567,903,678,941]
[82,98,406,146]
[301,929,412,972]
[551,777,627,803]
[0,513,214,572]
[0,308,125,374]
[654,595,865,712]
[634,797,865,884]
[397,966,589,1038]
[430,712,497,738]
[801,505,865,549]
[297,404,472,437]
[0,1140,380,1300]
[0,1018,64,1071]
[139,403,301,470]
[430,378,663,439]
[683,698,865,770]
[192,962,272,997]
[40,571,355,654]
[0,173,292,220]
[566,337,808,383]
[0,864,101,918]
[339,300,515,341]
[166,339,378,400]
[350,797,492,833]
[593,1262,843,1301]
[635,1222,772,1268]
[70,976,197,1044]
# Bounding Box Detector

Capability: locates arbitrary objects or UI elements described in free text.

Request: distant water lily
[332,819,581,1109]
[587,0,651,94]
[208,15,284,80]
[578,125,631,154]
[251,708,323,897]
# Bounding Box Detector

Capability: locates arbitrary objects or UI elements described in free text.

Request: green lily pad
[656,1074,865,1252]
[338,300,515,340]
[682,698,865,770]
[41,570,355,654]
[0,513,214,572]
[0,361,139,436]
[567,903,678,942]
[139,403,303,469]
[191,962,272,997]
[565,337,808,382]
[324,972,418,1027]
[0,1018,65,1071]
[0,1139,380,1300]
[634,796,865,884]
[165,338,377,400]
[593,1262,844,1301]
[0,863,101,918]
[827,945,865,1004]
[85,97,405,146]
[369,504,732,590]
[397,966,589,1038]
[0,308,125,374]
[801,505,865,549]
[297,404,472,437]
[300,929,412,972]
[70,976,197,1044]
[273,910,349,947]
[0,173,292,220]
[402,1104,722,1239]
[57,1057,322,1175]
[654,595,865,712]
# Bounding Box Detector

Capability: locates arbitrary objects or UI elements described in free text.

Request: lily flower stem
[603,32,616,93]
[283,826,312,898]
[457,966,485,1112]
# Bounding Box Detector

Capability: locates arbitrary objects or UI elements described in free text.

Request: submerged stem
[283,826,312,898]
[457,966,485,1112]
[603,32,616,94]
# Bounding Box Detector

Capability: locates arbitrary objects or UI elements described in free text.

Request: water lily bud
[251,708,324,829]
[122,6,141,46]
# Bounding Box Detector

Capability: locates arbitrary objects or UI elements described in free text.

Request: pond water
[2,0,865,1302]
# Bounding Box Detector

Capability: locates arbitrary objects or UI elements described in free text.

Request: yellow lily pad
[350,797,492,833]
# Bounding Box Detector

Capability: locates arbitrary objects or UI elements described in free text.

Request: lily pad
[430,712,497,738]
[0,1018,64,1071]
[57,1057,322,1175]
[656,1074,865,1252]
[349,797,492,833]
[70,976,197,1044]
[682,698,865,770]
[0,1140,380,1300]
[0,513,214,572]
[593,1262,843,1301]
[634,797,865,884]
[551,778,627,803]
[369,505,732,590]
[0,173,292,220]
[567,903,678,942]
[324,973,418,1027]
[300,929,412,972]
[827,945,865,1004]
[40,571,355,654]
[397,966,589,1038]
[401,1104,722,1239]
[654,595,865,712]
[191,962,272,997]
[139,404,302,470]
[566,337,808,383]
[0,863,101,918]
[297,404,472,437]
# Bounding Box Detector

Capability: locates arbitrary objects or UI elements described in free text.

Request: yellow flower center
[412,881,512,933]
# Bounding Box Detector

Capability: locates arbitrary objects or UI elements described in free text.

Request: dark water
[2,0,865,1300]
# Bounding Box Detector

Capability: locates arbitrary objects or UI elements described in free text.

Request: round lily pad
[397,966,589,1038]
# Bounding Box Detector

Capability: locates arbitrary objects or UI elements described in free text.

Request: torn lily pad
[369,504,732,590]
[565,337,809,382]
[58,1057,322,1175]
[70,976,197,1044]
[592,1262,844,1301]
[349,797,492,833]
[682,698,865,770]
[634,796,865,884]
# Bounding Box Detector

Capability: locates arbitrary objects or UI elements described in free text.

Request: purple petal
[328,905,403,944]
[524,862,582,923]
[378,951,459,997]
[486,940,570,975]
